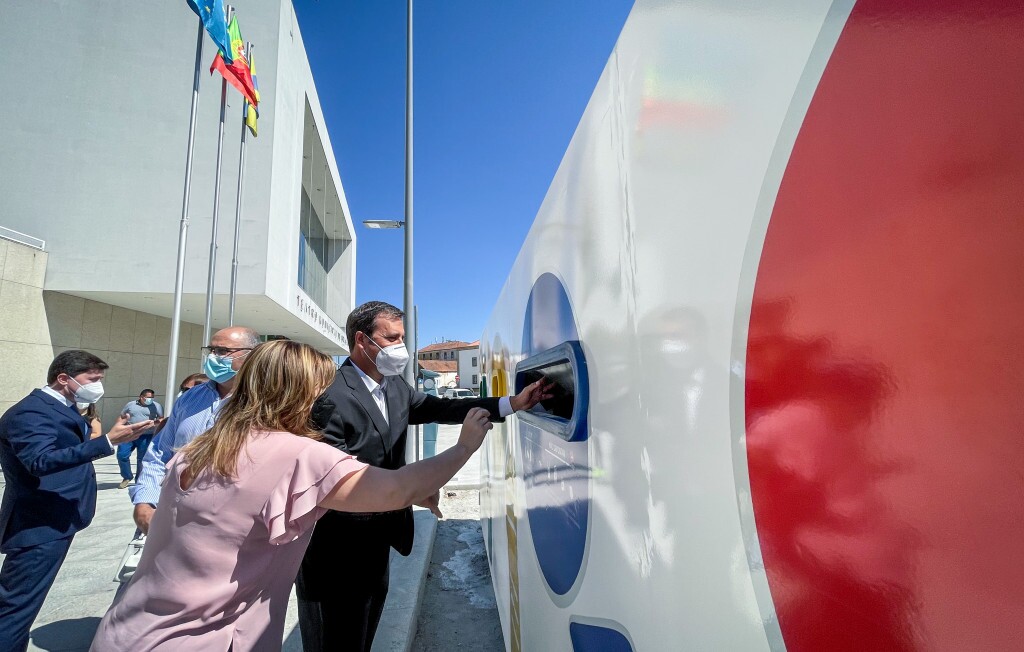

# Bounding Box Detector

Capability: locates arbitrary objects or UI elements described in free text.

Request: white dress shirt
[41,385,114,451]
[354,364,390,425]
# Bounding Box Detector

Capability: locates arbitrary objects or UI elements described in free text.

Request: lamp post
[360,0,415,389]
[361,216,418,463]
[360,0,416,460]
[403,0,415,399]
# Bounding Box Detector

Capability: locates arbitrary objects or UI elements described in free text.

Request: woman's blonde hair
[180,339,336,479]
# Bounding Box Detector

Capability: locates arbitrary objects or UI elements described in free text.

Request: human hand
[509,379,555,412]
[108,416,153,445]
[457,407,493,454]
[416,491,443,518]
[133,503,156,535]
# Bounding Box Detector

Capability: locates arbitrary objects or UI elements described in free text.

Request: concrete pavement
[434,423,481,488]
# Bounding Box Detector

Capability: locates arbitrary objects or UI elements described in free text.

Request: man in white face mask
[0,349,154,651]
[295,301,553,652]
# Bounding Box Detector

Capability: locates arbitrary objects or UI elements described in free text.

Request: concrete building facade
[0,1,354,414]
[456,348,481,393]
[417,341,480,393]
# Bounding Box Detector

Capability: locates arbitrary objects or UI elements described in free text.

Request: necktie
[377,381,389,425]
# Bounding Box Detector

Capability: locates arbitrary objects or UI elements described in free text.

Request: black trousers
[295,539,392,652]
[0,536,74,652]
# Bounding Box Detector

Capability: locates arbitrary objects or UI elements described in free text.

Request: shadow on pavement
[31,616,101,651]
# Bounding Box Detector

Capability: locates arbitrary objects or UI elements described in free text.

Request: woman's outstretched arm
[319,407,492,513]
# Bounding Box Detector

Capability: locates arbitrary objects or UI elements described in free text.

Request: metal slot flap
[514,340,588,441]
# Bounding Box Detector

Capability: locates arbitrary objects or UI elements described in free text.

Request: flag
[210,16,259,107]
[185,0,233,64]
[244,49,259,137]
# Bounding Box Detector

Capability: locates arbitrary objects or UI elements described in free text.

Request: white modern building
[456,346,481,393]
[416,340,480,393]
[0,1,354,422]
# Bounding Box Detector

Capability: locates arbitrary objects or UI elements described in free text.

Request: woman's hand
[457,407,493,454]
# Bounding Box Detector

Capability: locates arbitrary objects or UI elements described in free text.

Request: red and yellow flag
[244,49,259,137]
[210,16,259,107]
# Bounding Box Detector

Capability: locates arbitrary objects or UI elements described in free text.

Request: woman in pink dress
[90,340,492,651]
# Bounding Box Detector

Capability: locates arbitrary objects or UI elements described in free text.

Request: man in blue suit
[0,350,153,651]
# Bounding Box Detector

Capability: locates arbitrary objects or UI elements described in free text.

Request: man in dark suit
[296,301,551,652]
[0,350,153,651]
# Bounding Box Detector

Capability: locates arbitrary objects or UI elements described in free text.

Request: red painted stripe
[746,1,1024,649]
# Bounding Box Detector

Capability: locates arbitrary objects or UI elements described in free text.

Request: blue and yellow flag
[185,0,233,64]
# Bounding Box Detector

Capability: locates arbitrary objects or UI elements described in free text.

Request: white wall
[457,347,481,391]
[0,239,204,424]
[0,0,352,352]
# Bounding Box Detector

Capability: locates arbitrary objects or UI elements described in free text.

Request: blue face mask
[203,353,237,383]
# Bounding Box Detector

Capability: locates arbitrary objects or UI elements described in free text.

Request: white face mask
[69,376,104,404]
[366,336,410,376]
[76,401,91,411]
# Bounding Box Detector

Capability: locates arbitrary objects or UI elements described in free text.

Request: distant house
[417,360,457,391]
[418,340,480,393]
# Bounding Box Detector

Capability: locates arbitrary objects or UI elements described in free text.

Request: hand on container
[509,379,555,412]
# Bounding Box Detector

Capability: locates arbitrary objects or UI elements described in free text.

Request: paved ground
[0,424,500,651]
[412,489,504,652]
[412,425,504,651]
[434,423,481,488]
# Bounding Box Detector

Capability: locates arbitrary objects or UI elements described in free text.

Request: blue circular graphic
[521,273,590,597]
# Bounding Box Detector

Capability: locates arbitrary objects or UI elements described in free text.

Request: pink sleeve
[262,442,367,545]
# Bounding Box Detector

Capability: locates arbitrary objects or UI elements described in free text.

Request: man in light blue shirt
[129,326,259,533]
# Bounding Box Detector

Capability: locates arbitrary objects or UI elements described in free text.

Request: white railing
[0,226,45,251]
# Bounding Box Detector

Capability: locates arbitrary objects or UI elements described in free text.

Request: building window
[472,374,478,385]
[298,99,350,320]
[472,356,477,367]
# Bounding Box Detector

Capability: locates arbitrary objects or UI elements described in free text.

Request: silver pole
[403,0,414,388]
[229,42,251,326]
[404,0,416,465]
[414,305,420,461]
[165,17,205,413]
[203,5,234,347]
[203,76,228,346]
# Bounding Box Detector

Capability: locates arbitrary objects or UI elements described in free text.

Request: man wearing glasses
[128,326,260,534]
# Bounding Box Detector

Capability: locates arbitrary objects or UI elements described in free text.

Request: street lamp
[361,214,419,461]
[361,218,416,387]
[362,220,405,229]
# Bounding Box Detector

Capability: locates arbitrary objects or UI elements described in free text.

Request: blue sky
[291,0,633,348]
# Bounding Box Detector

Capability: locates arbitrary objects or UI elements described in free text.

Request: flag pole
[165,16,205,413]
[203,5,234,345]
[228,42,251,326]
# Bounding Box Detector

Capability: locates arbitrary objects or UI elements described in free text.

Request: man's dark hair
[346,301,404,349]
[140,388,155,397]
[47,350,109,384]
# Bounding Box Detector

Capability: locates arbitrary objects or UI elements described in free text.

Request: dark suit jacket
[299,360,501,597]
[0,389,113,552]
